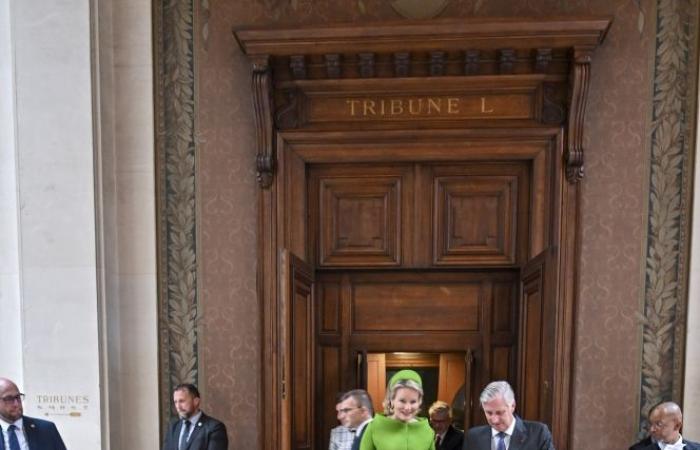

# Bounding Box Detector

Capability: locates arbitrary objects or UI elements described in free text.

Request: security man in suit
[463,381,554,450]
[0,377,67,450]
[429,401,463,450]
[629,401,700,450]
[162,383,228,450]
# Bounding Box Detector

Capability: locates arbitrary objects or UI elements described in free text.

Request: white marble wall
[0,0,158,448]
[5,0,101,447]
[684,83,700,440]
[98,0,159,446]
[0,0,23,384]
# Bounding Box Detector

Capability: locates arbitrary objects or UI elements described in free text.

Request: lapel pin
[30,424,36,429]
[197,422,202,427]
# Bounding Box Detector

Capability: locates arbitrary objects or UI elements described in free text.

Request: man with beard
[162,383,228,450]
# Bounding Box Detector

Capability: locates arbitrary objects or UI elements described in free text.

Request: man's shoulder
[628,436,652,450]
[447,425,464,436]
[330,425,350,437]
[684,438,700,450]
[200,413,226,428]
[23,415,58,429]
[466,424,490,437]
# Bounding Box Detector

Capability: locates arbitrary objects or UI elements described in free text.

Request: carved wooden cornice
[235,17,611,187]
[235,18,610,56]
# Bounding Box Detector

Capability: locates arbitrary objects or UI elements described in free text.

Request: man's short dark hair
[340,389,374,415]
[174,383,200,398]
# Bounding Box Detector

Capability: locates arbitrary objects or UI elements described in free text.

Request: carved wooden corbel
[566,48,593,183]
[251,55,275,188]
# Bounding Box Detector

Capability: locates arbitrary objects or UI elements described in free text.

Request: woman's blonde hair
[382,378,424,415]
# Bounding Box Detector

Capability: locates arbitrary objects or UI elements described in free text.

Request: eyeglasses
[0,394,25,404]
[337,407,361,414]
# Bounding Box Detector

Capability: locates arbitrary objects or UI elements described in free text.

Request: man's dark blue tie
[8,425,21,450]
[496,432,507,450]
[179,420,191,450]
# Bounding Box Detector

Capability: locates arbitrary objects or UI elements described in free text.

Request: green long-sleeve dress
[359,414,436,450]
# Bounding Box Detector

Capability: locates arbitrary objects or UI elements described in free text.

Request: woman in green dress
[359,369,436,450]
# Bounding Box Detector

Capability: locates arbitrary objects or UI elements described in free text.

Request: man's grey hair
[340,389,374,415]
[480,381,515,406]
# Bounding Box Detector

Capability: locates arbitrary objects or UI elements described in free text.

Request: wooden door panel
[318,280,341,334]
[517,249,555,427]
[352,282,481,332]
[311,165,413,267]
[437,353,466,408]
[366,353,386,414]
[433,173,518,266]
[318,346,341,450]
[491,347,512,381]
[280,250,315,450]
[491,281,516,333]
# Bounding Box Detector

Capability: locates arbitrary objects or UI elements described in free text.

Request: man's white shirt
[0,416,29,450]
[490,419,516,450]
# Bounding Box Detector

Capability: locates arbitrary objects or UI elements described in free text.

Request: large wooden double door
[277,131,561,450]
[236,16,610,450]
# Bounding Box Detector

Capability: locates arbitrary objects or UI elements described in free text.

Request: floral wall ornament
[638,0,699,437]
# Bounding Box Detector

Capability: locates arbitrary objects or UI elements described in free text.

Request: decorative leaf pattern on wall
[155,0,199,431]
[640,0,698,436]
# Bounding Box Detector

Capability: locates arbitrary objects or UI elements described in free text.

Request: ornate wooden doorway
[235,17,610,450]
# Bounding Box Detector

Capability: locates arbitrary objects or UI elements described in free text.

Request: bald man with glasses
[0,377,67,450]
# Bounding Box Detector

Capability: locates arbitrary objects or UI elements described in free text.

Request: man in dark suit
[629,402,700,450]
[163,383,228,450]
[429,401,463,450]
[463,381,553,450]
[0,377,66,450]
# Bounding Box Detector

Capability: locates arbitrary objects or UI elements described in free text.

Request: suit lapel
[0,426,5,450]
[172,419,183,449]
[23,417,38,449]
[508,418,528,450]
[477,427,491,450]
[184,415,205,450]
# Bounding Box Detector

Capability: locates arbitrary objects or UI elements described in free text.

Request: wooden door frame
[237,18,611,450]
[260,127,576,449]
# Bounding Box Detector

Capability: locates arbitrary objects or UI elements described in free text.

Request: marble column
[0,0,158,448]
[684,83,700,440]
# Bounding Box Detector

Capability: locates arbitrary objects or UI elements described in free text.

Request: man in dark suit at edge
[0,377,67,450]
[429,400,463,450]
[162,383,228,450]
[629,401,700,450]
[463,381,554,450]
